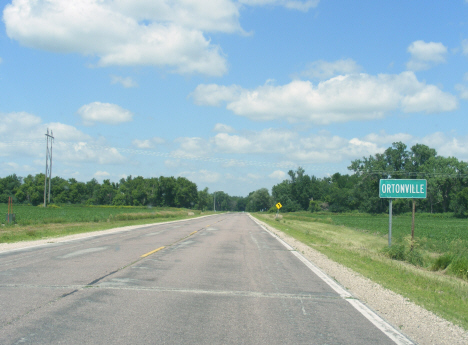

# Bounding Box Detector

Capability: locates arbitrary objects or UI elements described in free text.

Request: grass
[0,204,210,243]
[254,212,468,330]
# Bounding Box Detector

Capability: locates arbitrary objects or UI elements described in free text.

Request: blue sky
[1,0,468,197]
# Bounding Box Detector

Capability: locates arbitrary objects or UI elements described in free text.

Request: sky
[1,0,468,197]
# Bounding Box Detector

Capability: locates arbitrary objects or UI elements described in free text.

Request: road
[0,213,412,344]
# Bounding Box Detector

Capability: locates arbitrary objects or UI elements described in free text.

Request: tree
[246,188,272,212]
[175,177,198,208]
[197,187,210,211]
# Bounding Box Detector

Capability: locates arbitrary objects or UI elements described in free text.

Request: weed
[432,253,453,271]
[448,256,468,280]
[382,244,406,261]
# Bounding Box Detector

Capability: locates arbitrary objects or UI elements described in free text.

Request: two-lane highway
[0,213,412,344]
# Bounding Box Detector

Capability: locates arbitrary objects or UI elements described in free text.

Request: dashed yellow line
[189,231,198,236]
[141,246,165,258]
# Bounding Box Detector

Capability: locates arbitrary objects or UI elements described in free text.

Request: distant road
[0,213,412,344]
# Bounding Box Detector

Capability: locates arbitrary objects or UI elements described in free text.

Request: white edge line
[0,214,217,254]
[249,215,414,345]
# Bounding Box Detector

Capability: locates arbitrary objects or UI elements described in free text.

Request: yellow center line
[141,246,165,258]
[189,231,198,236]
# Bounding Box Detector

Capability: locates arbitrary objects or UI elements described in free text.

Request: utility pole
[43,129,54,207]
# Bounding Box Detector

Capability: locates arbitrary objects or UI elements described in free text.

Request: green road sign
[379,179,427,199]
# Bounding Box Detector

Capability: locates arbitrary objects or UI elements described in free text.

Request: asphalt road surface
[0,213,412,344]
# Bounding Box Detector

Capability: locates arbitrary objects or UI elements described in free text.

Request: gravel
[256,218,468,345]
[1,219,467,344]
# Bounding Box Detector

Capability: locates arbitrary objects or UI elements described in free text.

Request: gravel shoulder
[1,217,467,344]
[254,217,468,345]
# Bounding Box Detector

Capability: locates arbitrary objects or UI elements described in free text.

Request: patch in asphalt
[58,247,108,259]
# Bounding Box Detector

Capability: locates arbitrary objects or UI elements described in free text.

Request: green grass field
[0,204,207,243]
[255,212,468,330]
[282,212,468,253]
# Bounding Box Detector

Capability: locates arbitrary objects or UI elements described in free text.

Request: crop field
[0,204,192,225]
[0,204,205,243]
[281,212,468,254]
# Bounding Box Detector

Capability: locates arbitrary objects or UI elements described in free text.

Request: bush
[448,256,468,280]
[407,249,424,266]
[308,200,321,213]
[382,243,406,261]
[431,253,453,271]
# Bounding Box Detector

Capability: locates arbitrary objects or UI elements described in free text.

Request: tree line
[271,142,468,217]
[1,142,468,215]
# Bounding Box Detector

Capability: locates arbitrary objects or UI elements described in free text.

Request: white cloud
[269,170,287,180]
[94,171,110,178]
[421,133,468,161]
[111,75,138,88]
[213,123,236,133]
[3,0,232,76]
[193,72,457,124]
[77,102,133,126]
[455,84,468,99]
[192,84,242,106]
[406,40,447,71]
[0,112,126,166]
[363,131,414,146]
[238,0,319,11]
[180,169,221,183]
[173,137,211,157]
[462,39,468,56]
[132,137,165,149]
[3,1,317,77]
[301,59,362,80]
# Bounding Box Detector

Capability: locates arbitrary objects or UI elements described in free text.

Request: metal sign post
[388,199,392,247]
[275,202,282,219]
[379,179,427,247]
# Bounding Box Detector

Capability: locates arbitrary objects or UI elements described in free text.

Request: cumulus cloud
[3,0,233,76]
[192,84,243,106]
[0,112,90,144]
[77,102,133,126]
[238,0,319,11]
[132,137,165,149]
[3,1,318,76]
[172,137,211,158]
[111,75,138,88]
[193,72,457,124]
[0,112,126,165]
[455,84,468,99]
[462,39,468,56]
[406,40,447,71]
[301,59,362,80]
[180,169,221,183]
[213,123,236,133]
[269,170,287,180]
[420,132,468,161]
[94,171,110,178]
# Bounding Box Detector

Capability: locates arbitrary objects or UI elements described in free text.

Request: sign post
[275,202,282,219]
[388,199,392,247]
[379,179,427,247]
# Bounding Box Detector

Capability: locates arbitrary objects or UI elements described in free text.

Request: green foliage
[448,256,468,279]
[382,243,406,261]
[255,213,468,329]
[432,253,453,271]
